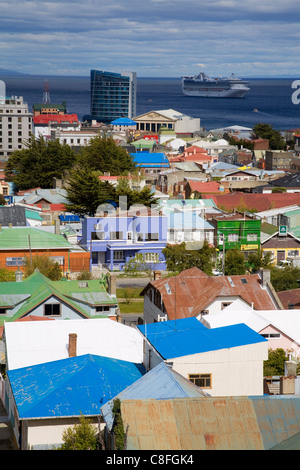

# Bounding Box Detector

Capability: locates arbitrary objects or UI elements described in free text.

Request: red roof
[143,267,277,320]
[33,114,79,125]
[187,180,220,193]
[201,192,300,212]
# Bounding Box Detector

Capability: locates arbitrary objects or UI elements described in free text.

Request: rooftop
[137,317,267,360]
[141,267,279,319]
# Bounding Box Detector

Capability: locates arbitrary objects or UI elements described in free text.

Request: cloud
[0,1,299,76]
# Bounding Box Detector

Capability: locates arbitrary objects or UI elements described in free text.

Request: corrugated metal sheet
[8,354,146,419]
[138,317,267,360]
[120,395,300,450]
[101,362,209,431]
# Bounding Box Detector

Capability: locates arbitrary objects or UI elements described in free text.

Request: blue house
[80,207,168,271]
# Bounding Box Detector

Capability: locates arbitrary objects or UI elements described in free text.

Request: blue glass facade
[90,70,136,123]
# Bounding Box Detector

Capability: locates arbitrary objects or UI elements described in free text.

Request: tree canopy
[252,123,286,150]
[162,241,216,275]
[5,135,77,190]
[65,166,158,216]
[77,135,136,174]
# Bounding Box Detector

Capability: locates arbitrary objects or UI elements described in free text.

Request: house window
[0,308,6,314]
[44,303,61,316]
[261,333,281,339]
[95,306,110,312]
[189,374,212,388]
[6,257,25,266]
[221,302,232,310]
[228,233,238,242]
[91,231,105,240]
[110,231,123,240]
[247,233,258,242]
[219,233,224,244]
[50,256,64,266]
[113,250,124,260]
[288,250,299,257]
[143,252,159,263]
[145,233,159,241]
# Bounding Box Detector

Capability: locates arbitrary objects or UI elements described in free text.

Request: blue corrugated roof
[7,354,146,419]
[110,117,137,125]
[101,362,209,430]
[131,152,170,167]
[138,317,267,360]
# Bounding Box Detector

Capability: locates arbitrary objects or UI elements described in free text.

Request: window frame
[44,303,61,317]
[189,373,212,389]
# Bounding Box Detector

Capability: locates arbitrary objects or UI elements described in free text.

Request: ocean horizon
[1,73,300,131]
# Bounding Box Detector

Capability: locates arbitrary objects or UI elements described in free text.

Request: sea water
[1,74,300,131]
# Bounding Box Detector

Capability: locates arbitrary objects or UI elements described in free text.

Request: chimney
[15,269,23,282]
[259,268,270,287]
[154,270,162,280]
[55,219,60,235]
[108,274,116,296]
[68,333,77,357]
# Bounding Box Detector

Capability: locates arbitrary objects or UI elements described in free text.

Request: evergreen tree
[224,249,246,275]
[78,135,136,174]
[58,414,99,450]
[65,166,116,216]
[252,123,286,150]
[5,135,77,190]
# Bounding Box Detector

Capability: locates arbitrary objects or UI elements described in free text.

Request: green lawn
[116,287,143,298]
[118,301,144,314]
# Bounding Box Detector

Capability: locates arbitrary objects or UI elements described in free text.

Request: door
[277,250,285,263]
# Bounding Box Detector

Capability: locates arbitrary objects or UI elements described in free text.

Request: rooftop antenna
[43,79,50,104]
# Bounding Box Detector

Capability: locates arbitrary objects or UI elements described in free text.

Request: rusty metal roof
[143,267,278,320]
[120,395,300,450]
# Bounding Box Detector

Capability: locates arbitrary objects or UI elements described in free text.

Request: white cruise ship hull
[183,87,249,98]
[182,72,250,98]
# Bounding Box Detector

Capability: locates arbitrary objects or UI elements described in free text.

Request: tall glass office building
[90,70,137,123]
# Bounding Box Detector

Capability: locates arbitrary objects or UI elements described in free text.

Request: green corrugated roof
[261,222,278,235]
[0,227,72,249]
[25,210,43,221]
[0,271,117,325]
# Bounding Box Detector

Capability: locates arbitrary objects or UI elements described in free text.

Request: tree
[5,135,77,190]
[78,135,136,175]
[0,268,15,282]
[111,399,127,450]
[263,348,288,376]
[270,266,300,292]
[252,123,286,150]
[246,249,273,273]
[224,249,246,275]
[65,166,158,216]
[162,240,216,275]
[23,254,62,281]
[58,414,100,450]
[123,253,159,279]
[65,166,116,216]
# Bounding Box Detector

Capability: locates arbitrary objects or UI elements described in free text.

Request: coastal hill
[0,68,30,76]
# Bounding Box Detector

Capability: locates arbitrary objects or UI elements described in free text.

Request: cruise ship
[182,72,250,98]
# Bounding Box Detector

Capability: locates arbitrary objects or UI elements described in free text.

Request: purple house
[80,205,167,271]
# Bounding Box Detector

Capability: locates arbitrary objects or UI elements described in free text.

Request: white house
[137,317,268,397]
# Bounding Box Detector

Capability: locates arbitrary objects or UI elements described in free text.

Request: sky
[1,0,300,78]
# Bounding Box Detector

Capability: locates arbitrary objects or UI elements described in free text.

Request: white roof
[4,318,143,370]
[206,299,300,344]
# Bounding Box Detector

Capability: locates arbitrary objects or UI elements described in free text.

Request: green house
[0,270,119,328]
[211,213,261,255]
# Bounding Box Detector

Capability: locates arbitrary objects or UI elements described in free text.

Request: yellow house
[261,229,300,265]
